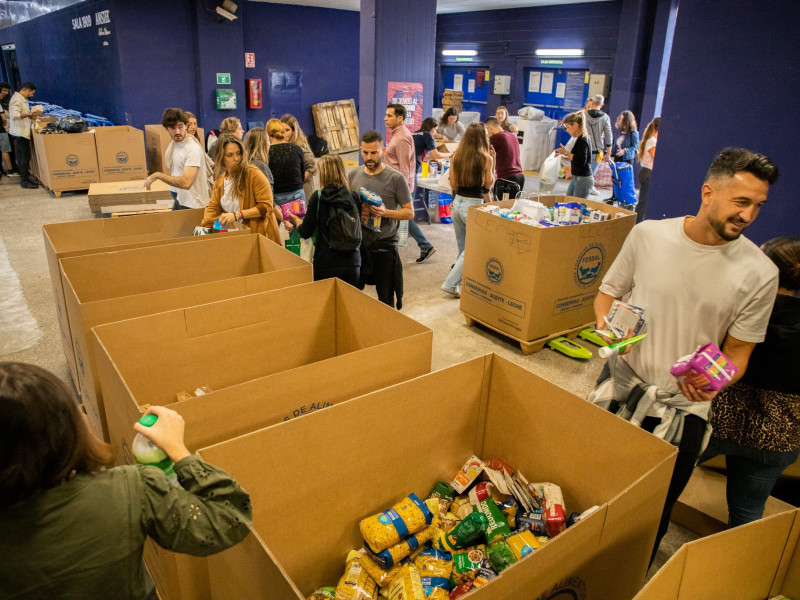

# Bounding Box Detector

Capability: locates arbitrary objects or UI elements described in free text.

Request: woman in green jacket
[0,362,253,600]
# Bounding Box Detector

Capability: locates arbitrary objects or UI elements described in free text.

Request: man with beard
[144,108,209,209]
[587,147,780,565]
[348,129,413,309]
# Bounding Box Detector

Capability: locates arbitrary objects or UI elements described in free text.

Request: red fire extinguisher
[246,78,262,109]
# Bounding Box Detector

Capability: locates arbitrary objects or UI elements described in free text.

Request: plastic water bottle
[132,414,181,488]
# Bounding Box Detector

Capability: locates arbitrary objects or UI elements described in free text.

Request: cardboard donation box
[145,124,204,174]
[43,209,240,394]
[197,353,677,600]
[635,510,800,600]
[92,278,433,600]
[32,130,99,192]
[672,466,794,537]
[460,197,635,344]
[88,179,172,213]
[62,234,310,442]
[93,125,148,182]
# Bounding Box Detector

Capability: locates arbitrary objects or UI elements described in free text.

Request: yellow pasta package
[360,493,434,553]
[335,555,378,600]
[366,518,441,568]
[359,553,402,589]
[387,563,426,600]
[414,547,452,599]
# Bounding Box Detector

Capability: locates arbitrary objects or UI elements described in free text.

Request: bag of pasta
[414,548,452,600]
[360,493,433,553]
[335,553,378,600]
[359,553,403,589]
[449,545,486,587]
[387,563,426,600]
[366,517,441,569]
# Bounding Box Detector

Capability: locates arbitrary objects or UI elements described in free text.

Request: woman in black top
[266,118,306,228]
[700,236,800,527]
[556,111,593,199]
[288,154,361,286]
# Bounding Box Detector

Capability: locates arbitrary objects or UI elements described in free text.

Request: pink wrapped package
[669,343,738,392]
[280,199,306,222]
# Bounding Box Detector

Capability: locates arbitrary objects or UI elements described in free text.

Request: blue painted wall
[647,0,799,244]
[359,0,436,133]
[242,2,359,135]
[0,0,124,122]
[435,2,622,119]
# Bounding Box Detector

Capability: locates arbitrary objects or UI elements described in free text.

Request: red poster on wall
[386,81,423,142]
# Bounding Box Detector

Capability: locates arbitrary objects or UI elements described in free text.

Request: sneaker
[416,247,436,263]
[21,181,38,189]
[441,285,460,299]
[5,171,18,177]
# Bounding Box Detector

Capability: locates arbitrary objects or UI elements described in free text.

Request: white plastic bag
[539,151,560,193]
[511,198,550,221]
[518,106,545,121]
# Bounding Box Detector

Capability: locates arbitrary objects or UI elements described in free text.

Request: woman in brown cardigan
[202,134,281,244]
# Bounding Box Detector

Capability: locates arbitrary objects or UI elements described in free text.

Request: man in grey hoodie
[584,95,613,177]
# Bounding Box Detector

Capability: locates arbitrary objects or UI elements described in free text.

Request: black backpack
[318,190,361,251]
[308,134,329,158]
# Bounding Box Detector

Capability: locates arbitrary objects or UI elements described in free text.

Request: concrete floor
[0,170,695,577]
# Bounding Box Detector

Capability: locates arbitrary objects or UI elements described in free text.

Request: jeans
[408,220,432,252]
[590,156,601,176]
[11,135,31,184]
[273,188,306,207]
[442,195,483,293]
[567,174,594,199]
[699,437,800,528]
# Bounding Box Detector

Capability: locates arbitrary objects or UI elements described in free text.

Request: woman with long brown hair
[289,154,361,286]
[636,117,659,222]
[613,110,639,164]
[0,362,252,599]
[441,122,495,298]
[242,126,274,187]
[281,113,317,201]
[202,134,280,243]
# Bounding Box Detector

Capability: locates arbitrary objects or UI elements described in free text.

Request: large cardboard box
[460,197,635,343]
[92,278,433,600]
[42,210,247,402]
[93,125,148,182]
[145,124,204,174]
[87,179,172,213]
[197,353,678,600]
[635,509,800,599]
[32,130,99,192]
[62,234,311,441]
[672,466,794,537]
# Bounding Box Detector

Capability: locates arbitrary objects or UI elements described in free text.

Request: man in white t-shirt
[589,147,780,565]
[144,108,208,209]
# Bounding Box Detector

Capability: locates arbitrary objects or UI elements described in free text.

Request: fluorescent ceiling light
[536,48,584,57]
[442,49,478,57]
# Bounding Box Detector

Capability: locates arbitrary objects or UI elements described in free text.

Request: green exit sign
[216,72,231,85]
[540,59,563,66]
[455,57,473,62]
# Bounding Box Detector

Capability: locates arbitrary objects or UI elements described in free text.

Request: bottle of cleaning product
[132,414,181,488]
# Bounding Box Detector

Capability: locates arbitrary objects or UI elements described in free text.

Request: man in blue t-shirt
[409,118,451,263]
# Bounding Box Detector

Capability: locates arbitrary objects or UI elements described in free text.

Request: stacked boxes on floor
[197,354,677,600]
[60,234,312,441]
[42,209,247,406]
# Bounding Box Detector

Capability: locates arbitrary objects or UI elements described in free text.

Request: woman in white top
[202,135,280,243]
[636,117,659,223]
[435,107,466,142]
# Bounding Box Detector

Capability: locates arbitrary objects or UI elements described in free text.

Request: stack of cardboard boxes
[442,88,463,112]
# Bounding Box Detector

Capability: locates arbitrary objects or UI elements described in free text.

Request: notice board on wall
[441,66,490,115]
[524,68,589,113]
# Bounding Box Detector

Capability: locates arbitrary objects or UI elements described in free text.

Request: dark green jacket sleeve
[138,455,252,556]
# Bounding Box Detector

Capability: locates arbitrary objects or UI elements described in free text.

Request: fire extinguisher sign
[245,53,255,68]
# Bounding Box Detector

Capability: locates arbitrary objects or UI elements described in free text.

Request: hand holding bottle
[133,406,191,463]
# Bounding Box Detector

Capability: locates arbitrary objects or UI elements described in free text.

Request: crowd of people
[1,98,798,599]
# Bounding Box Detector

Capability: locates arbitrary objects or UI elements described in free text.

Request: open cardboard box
[672,466,795,537]
[197,353,677,600]
[635,509,800,599]
[87,179,172,213]
[42,209,249,392]
[92,278,433,600]
[460,197,635,344]
[62,234,311,441]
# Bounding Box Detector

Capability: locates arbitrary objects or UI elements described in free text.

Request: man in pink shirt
[384,103,436,263]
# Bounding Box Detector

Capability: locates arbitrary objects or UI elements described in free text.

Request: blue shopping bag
[611,162,637,208]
